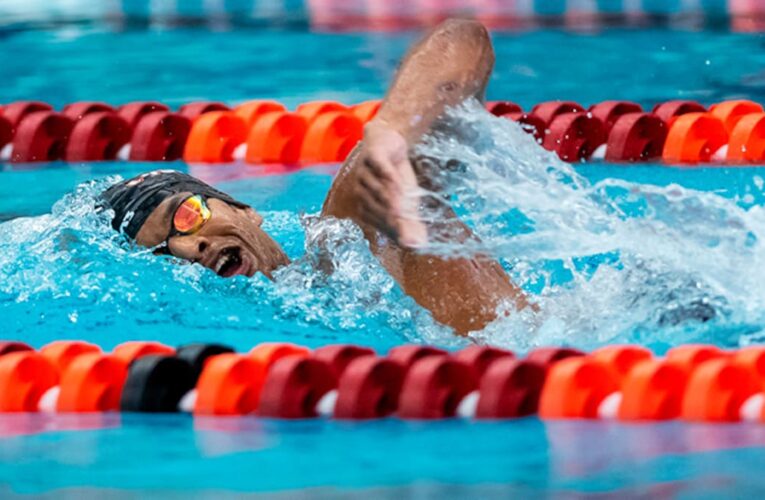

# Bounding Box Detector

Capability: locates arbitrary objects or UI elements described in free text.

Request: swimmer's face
[135,193,290,279]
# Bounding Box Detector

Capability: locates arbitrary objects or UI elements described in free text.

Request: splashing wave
[2,102,765,352]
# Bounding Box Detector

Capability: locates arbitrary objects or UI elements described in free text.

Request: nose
[168,235,211,263]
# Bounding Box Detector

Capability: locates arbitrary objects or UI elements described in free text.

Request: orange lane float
[194,353,267,416]
[4,98,765,165]
[0,352,59,412]
[590,345,652,385]
[234,100,287,128]
[351,100,381,123]
[244,111,307,164]
[680,357,761,422]
[112,341,175,364]
[709,99,763,134]
[2,340,765,423]
[299,111,363,162]
[538,357,619,419]
[662,113,729,163]
[183,111,248,163]
[56,353,128,412]
[618,358,690,421]
[249,342,311,368]
[727,113,765,163]
[295,100,349,124]
[40,341,101,374]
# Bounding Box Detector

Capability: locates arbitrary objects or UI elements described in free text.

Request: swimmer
[100,19,532,335]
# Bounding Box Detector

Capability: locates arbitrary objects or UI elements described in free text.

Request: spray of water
[1,101,764,351]
[416,99,765,351]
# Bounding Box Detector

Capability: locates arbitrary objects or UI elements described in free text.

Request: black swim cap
[99,170,248,239]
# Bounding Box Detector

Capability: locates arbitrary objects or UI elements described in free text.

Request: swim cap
[99,170,248,239]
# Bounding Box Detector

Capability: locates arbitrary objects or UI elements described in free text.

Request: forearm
[371,19,494,144]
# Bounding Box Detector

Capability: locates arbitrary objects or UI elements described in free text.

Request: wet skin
[136,19,533,335]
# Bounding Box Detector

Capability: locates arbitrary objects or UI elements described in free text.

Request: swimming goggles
[155,194,211,254]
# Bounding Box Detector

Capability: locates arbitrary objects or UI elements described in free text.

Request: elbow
[434,18,494,68]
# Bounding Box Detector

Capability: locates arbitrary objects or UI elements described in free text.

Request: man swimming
[101,19,532,335]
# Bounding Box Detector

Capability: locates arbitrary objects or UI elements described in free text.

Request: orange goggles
[170,194,211,237]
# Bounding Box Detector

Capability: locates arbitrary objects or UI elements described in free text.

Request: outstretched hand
[352,122,428,248]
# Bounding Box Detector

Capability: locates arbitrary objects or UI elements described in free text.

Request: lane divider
[4,99,765,165]
[2,340,765,422]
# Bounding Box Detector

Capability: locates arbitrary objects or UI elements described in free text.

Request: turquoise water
[2,19,765,498]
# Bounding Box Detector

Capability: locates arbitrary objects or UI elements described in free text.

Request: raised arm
[324,18,495,244]
[322,19,532,335]
[372,18,494,143]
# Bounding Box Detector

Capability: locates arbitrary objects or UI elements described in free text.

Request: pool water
[2,15,765,498]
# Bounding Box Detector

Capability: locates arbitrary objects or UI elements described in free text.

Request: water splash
[416,99,765,352]
[2,102,765,352]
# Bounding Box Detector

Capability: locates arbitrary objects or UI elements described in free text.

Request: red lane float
[64,112,131,161]
[257,356,337,419]
[179,102,230,120]
[334,356,405,419]
[475,358,547,419]
[397,356,477,419]
[0,116,12,151]
[531,101,585,125]
[454,345,514,378]
[487,101,522,116]
[387,345,447,368]
[653,100,706,124]
[129,112,191,161]
[589,100,643,134]
[502,112,546,142]
[1,340,765,423]
[605,113,668,162]
[62,102,115,120]
[118,102,170,130]
[313,344,375,378]
[11,111,73,162]
[2,101,53,129]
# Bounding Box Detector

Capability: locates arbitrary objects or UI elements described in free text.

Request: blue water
[2,17,765,498]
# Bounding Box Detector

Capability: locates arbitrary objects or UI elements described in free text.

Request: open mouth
[213,246,245,278]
